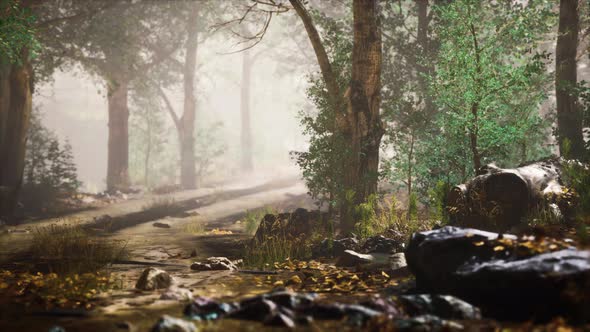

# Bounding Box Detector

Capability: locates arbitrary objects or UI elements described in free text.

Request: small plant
[243,236,302,270]
[30,223,128,275]
[142,197,177,214]
[183,217,206,235]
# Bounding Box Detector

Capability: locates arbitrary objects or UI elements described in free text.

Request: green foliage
[21,109,81,213]
[291,8,352,211]
[429,0,553,170]
[354,194,379,239]
[386,0,555,201]
[0,0,38,64]
[428,180,451,222]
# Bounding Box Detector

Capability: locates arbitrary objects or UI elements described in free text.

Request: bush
[30,223,128,275]
[21,109,80,214]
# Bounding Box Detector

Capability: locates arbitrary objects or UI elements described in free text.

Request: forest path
[0,175,318,332]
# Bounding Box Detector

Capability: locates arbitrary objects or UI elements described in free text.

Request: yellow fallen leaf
[493,245,505,252]
[288,275,302,285]
[474,241,485,246]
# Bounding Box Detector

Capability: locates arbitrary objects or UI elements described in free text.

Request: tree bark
[0,50,33,221]
[106,78,130,193]
[416,0,435,117]
[240,50,254,173]
[340,0,383,232]
[555,0,584,159]
[289,0,342,112]
[179,12,199,190]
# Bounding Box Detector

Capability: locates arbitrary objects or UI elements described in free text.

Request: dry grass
[183,217,207,235]
[30,223,128,275]
[142,197,178,214]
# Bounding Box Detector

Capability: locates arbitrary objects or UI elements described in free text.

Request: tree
[0,0,37,221]
[339,0,383,232]
[555,0,584,159]
[40,1,184,192]
[426,0,553,182]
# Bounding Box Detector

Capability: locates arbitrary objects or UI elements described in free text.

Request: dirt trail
[0,176,317,331]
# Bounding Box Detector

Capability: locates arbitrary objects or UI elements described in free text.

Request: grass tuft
[30,223,128,275]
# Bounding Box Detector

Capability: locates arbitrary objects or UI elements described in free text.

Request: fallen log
[447,158,575,231]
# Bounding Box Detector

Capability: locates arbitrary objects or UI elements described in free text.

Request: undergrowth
[30,223,128,275]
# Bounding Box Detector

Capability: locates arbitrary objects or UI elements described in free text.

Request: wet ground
[0,176,324,331]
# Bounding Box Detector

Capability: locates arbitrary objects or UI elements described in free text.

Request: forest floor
[0,175,588,331]
[0,175,325,331]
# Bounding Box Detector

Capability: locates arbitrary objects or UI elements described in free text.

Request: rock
[312,237,359,258]
[253,208,329,245]
[48,327,66,332]
[190,257,238,271]
[264,312,296,328]
[394,315,464,332]
[406,227,590,322]
[361,296,401,318]
[337,250,375,266]
[362,235,405,254]
[455,249,590,321]
[184,297,237,321]
[389,252,407,270]
[243,289,317,309]
[301,302,381,323]
[153,222,171,228]
[160,287,193,301]
[150,315,196,332]
[405,226,516,292]
[136,268,175,291]
[399,295,481,320]
[228,299,278,321]
[189,249,197,257]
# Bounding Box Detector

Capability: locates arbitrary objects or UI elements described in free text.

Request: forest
[0,0,589,331]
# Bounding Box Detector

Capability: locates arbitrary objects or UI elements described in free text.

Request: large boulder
[447,159,575,231]
[405,226,590,322]
[252,208,328,244]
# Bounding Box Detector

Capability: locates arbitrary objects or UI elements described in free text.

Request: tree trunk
[555,0,584,159]
[240,50,254,173]
[179,11,199,190]
[416,0,435,116]
[106,78,130,193]
[340,0,383,233]
[0,52,33,221]
[289,0,342,112]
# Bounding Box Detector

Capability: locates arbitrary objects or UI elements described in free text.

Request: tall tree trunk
[555,0,584,159]
[179,11,199,189]
[289,0,342,112]
[240,50,254,173]
[416,0,435,117]
[0,51,33,221]
[106,78,130,193]
[340,0,383,233]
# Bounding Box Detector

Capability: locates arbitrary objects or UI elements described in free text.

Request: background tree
[41,1,184,192]
[425,0,553,180]
[555,0,584,159]
[0,0,37,220]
